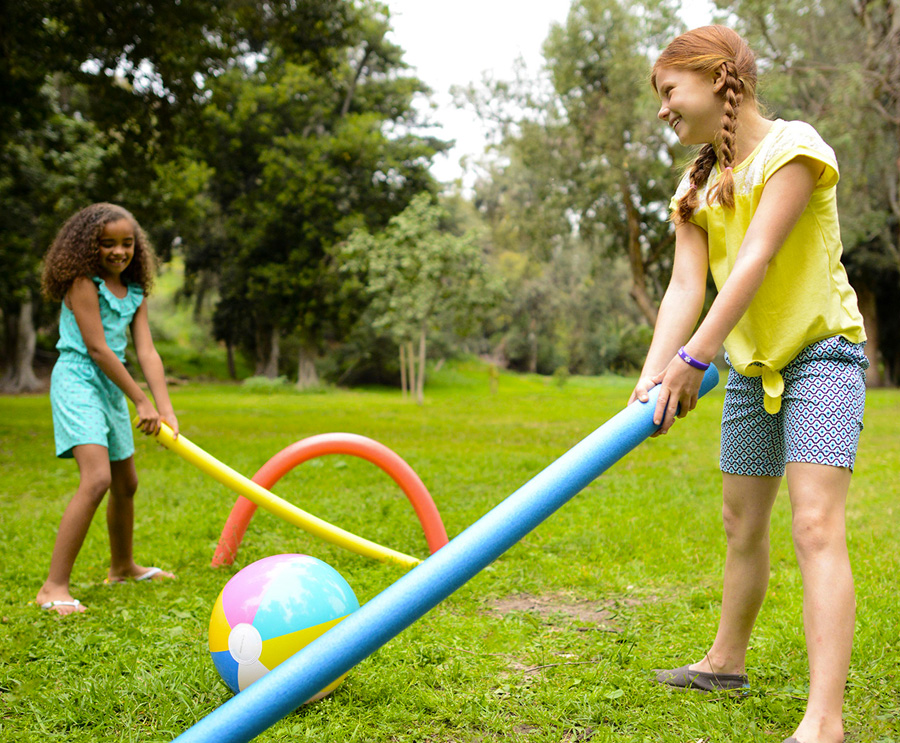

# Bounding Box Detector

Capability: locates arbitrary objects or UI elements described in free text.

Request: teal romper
[50,276,144,460]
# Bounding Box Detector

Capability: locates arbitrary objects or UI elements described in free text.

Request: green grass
[1,361,898,742]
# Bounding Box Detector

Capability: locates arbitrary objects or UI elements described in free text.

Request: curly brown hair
[651,26,759,225]
[41,203,157,302]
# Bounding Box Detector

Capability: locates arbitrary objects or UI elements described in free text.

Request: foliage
[181,5,449,379]
[241,375,293,393]
[0,1,349,386]
[459,0,682,375]
[0,79,108,305]
[1,372,898,741]
[542,0,682,322]
[6,0,899,391]
[1,1,453,389]
[0,77,113,391]
[341,193,503,401]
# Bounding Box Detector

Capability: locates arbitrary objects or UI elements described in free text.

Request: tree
[0,79,108,392]
[541,0,683,325]
[0,0,353,387]
[184,3,449,381]
[340,193,502,403]
[458,0,682,374]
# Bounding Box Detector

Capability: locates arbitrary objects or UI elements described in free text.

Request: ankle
[694,651,746,676]
[794,712,845,743]
[36,581,71,600]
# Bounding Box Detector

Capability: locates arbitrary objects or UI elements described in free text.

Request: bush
[552,365,570,388]
[241,375,291,393]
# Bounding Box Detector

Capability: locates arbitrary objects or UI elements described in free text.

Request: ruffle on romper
[92,275,144,318]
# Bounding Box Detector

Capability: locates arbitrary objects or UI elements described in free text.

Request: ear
[712,63,728,93]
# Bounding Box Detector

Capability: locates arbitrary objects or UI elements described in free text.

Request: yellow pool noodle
[139,419,420,568]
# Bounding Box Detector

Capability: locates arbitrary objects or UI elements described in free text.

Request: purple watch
[677,346,710,371]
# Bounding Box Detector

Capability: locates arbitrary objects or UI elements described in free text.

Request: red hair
[651,26,759,224]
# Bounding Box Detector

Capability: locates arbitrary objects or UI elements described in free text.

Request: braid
[652,26,760,224]
[708,61,743,210]
[674,145,717,225]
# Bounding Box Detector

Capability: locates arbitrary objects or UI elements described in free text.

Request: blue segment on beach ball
[208,554,359,697]
[252,557,359,640]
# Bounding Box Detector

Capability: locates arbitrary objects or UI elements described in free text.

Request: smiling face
[97,218,135,280]
[655,67,725,147]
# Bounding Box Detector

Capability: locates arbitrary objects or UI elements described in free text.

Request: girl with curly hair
[37,203,179,616]
[631,26,867,743]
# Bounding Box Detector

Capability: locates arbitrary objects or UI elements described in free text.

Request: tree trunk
[0,298,42,393]
[399,343,408,396]
[857,285,884,387]
[340,45,372,117]
[226,340,236,380]
[416,324,427,405]
[296,345,319,389]
[527,317,538,374]
[406,341,416,401]
[256,327,280,378]
[620,179,659,326]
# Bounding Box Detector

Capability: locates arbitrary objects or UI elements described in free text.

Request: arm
[131,299,179,437]
[629,217,710,410]
[651,157,820,433]
[68,277,162,433]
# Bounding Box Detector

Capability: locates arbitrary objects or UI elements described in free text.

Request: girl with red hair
[632,25,867,743]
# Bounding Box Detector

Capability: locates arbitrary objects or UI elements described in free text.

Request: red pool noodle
[212,433,448,566]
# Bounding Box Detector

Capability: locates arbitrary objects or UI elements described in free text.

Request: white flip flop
[40,599,82,613]
[135,567,163,581]
[105,566,171,584]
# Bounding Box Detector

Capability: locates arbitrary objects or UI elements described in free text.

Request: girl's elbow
[136,347,162,368]
[85,344,110,363]
[665,283,706,312]
[740,239,780,270]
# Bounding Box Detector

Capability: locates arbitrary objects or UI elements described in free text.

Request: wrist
[677,346,710,371]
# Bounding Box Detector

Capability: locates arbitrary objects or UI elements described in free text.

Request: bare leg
[35,444,112,615]
[692,473,781,675]
[105,456,175,582]
[787,462,853,743]
[107,456,139,578]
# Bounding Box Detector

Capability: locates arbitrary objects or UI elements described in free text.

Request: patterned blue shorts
[720,336,868,476]
[50,355,135,462]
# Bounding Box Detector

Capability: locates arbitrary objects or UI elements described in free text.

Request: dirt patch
[485,592,645,630]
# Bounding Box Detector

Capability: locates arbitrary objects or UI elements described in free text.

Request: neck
[728,106,773,165]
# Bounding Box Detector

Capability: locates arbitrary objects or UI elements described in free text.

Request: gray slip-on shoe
[653,664,749,691]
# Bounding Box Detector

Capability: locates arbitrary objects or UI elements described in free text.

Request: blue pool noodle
[175,365,719,742]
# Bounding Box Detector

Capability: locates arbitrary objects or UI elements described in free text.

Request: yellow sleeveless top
[671,119,866,414]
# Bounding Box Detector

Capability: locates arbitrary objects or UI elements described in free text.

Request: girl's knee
[80,471,112,502]
[110,458,139,498]
[110,472,138,499]
[722,502,769,550]
[791,507,845,556]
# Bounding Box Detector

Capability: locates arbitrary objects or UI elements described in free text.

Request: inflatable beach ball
[208,553,359,700]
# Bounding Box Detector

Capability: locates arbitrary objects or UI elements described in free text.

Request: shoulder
[761,119,838,188]
[64,275,101,311]
[769,119,834,156]
[68,275,101,299]
[126,282,145,317]
[763,119,837,166]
